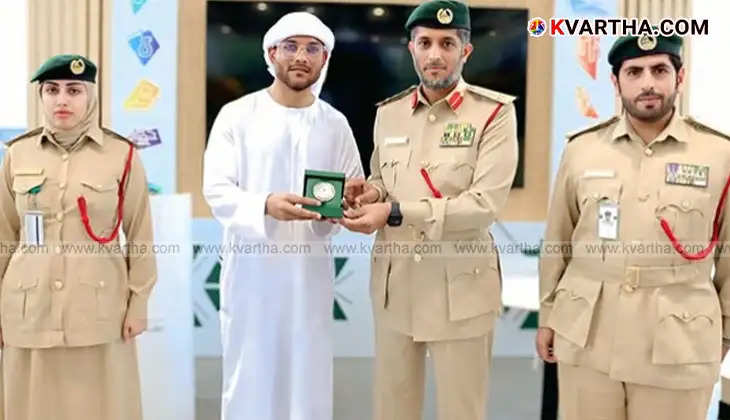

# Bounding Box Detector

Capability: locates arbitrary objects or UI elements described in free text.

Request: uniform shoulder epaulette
[684,116,730,141]
[4,127,43,147]
[101,127,136,147]
[566,116,620,142]
[375,85,417,107]
[465,85,516,104]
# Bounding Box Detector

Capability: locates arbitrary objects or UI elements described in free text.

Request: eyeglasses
[277,41,324,58]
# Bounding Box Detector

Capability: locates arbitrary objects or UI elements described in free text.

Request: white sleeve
[203,104,270,239]
[309,117,365,237]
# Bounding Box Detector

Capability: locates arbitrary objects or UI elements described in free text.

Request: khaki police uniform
[539,111,730,420]
[367,78,518,420]
[0,125,156,420]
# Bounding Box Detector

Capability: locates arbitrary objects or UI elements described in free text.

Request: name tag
[582,170,615,179]
[24,211,44,246]
[384,136,408,146]
[665,163,709,187]
[598,202,619,240]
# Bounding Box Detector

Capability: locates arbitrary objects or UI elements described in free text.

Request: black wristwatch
[387,201,403,227]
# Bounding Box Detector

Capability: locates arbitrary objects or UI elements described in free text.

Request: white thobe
[203,89,363,420]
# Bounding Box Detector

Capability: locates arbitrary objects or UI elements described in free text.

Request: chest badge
[665,163,709,187]
[440,122,476,147]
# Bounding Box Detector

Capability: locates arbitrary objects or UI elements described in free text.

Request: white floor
[195,357,543,420]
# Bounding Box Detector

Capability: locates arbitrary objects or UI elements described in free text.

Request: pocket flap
[80,180,117,192]
[446,259,501,321]
[658,187,710,213]
[547,276,603,348]
[12,175,46,194]
[79,277,107,289]
[652,294,721,364]
[579,179,621,206]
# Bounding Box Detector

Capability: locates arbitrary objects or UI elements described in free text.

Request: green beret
[608,33,683,67]
[405,0,470,32]
[30,54,97,83]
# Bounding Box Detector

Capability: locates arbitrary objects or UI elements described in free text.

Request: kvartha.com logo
[527,17,708,37]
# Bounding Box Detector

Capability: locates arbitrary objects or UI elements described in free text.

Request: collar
[611,108,687,144]
[411,78,468,114]
[38,125,105,148]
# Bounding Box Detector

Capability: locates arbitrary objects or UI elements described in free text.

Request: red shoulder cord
[77,143,135,244]
[419,103,504,198]
[660,173,730,260]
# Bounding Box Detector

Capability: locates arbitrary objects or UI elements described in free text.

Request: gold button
[591,192,599,199]
[682,200,691,209]
[644,148,653,156]
[682,311,691,320]
[428,114,436,122]
[55,246,62,254]
[99,280,105,287]
[414,253,422,262]
[54,280,63,290]
[61,154,69,161]
[59,182,66,190]
[623,284,635,293]
[56,212,63,222]
[474,268,481,275]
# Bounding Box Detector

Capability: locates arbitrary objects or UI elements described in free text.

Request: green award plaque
[302,169,345,218]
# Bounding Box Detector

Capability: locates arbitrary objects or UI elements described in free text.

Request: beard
[273,61,322,92]
[415,58,463,90]
[621,88,677,123]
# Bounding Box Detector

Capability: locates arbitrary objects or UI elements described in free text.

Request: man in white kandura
[203,12,364,420]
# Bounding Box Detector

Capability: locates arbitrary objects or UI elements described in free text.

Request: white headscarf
[262,12,335,97]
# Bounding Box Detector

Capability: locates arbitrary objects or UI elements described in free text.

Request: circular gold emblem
[637,34,657,51]
[70,59,85,75]
[436,8,454,25]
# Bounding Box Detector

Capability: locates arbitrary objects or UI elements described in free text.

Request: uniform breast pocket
[655,186,711,244]
[574,178,622,240]
[379,145,411,191]
[429,159,475,196]
[12,173,50,213]
[652,288,721,365]
[78,178,120,235]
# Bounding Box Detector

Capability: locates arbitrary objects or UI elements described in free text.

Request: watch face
[312,181,336,202]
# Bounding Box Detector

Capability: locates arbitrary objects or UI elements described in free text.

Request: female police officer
[0,54,156,420]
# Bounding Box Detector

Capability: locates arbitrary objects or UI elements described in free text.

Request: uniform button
[54,280,63,290]
[623,284,636,293]
[55,212,63,222]
[59,182,66,190]
[99,280,105,287]
[428,114,436,122]
[591,192,599,199]
[682,311,691,320]
[474,268,481,275]
[55,246,62,255]
[644,148,653,156]
[414,253,422,262]
[682,200,691,209]
[61,153,69,161]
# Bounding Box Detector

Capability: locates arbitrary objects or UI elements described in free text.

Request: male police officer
[537,33,730,420]
[341,1,518,419]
